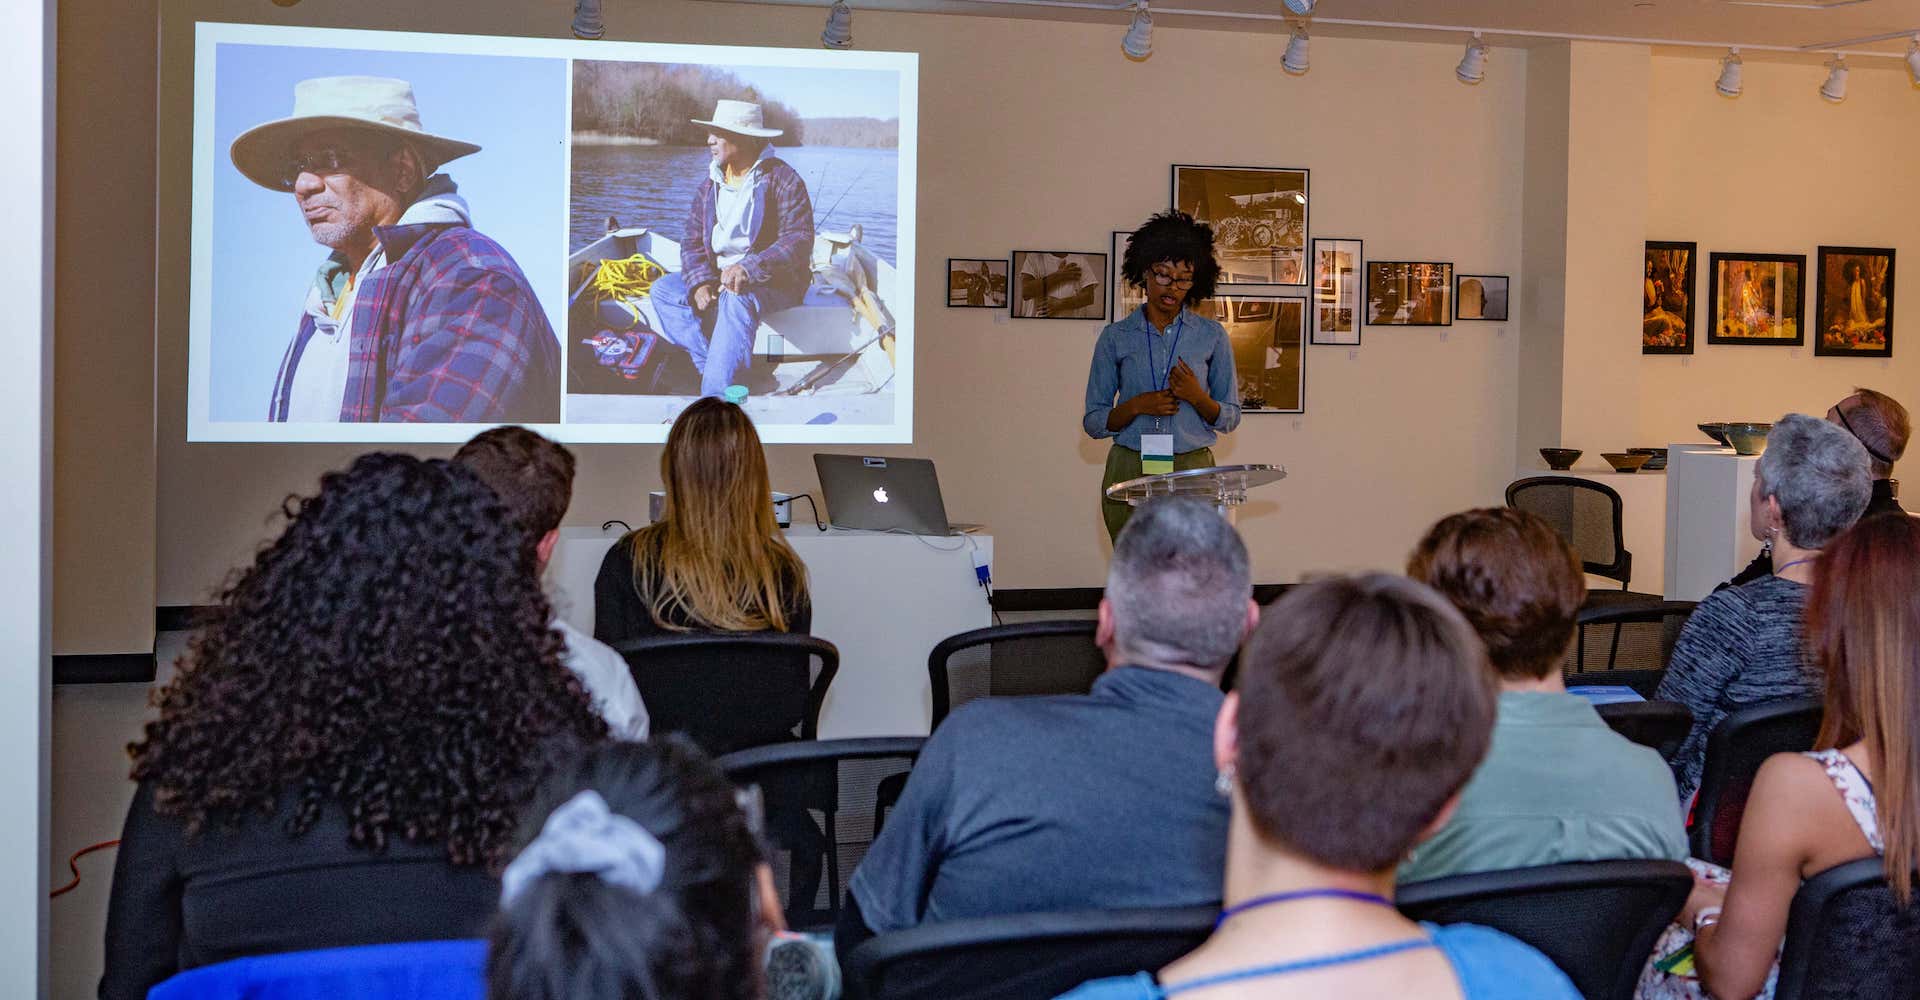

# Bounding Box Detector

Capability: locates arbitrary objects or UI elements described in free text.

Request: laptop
[814,454,961,535]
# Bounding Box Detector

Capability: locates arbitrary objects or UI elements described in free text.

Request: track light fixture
[1820,55,1848,103]
[1122,1,1153,61]
[1456,32,1488,85]
[1715,48,1743,98]
[572,0,605,39]
[1906,36,1920,88]
[822,1,853,49]
[1282,25,1310,75]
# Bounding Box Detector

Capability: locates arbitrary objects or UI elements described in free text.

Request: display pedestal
[1664,447,1762,601]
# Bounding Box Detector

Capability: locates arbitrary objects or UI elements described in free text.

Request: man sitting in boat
[231,75,560,423]
[648,100,817,398]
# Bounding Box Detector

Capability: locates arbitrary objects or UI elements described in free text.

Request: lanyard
[1161,937,1434,996]
[1775,556,1818,576]
[1144,313,1186,392]
[1213,888,1395,929]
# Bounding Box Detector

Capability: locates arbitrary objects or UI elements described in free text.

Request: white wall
[2,0,55,991]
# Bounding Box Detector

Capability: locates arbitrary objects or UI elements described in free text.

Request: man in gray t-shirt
[842,498,1257,947]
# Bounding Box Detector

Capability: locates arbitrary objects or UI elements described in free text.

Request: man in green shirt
[1398,508,1688,884]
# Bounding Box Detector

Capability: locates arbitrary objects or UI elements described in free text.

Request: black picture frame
[1813,245,1895,358]
[1110,230,1145,322]
[1644,240,1698,356]
[1009,250,1108,321]
[1195,293,1306,414]
[1455,274,1509,322]
[946,257,1007,309]
[1172,164,1310,286]
[1365,261,1454,327]
[1309,237,1363,345]
[1707,252,1806,346]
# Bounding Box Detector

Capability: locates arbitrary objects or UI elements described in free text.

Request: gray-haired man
[839,497,1257,952]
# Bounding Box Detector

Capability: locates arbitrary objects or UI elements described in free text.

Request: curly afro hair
[1122,210,1222,304]
[129,453,609,868]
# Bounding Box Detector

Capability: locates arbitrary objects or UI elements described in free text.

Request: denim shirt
[1082,307,1241,454]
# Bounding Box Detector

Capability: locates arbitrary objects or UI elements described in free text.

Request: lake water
[570,145,899,268]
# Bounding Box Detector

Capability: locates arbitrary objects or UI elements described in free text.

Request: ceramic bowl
[1539,448,1582,471]
[1726,422,1773,456]
[1628,447,1668,471]
[1698,422,1732,447]
[1602,452,1652,473]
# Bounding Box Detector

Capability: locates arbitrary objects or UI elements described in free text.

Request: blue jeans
[650,270,800,397]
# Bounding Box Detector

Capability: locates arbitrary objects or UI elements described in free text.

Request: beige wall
[147,1,1530,608]
[1639,52,1920,447]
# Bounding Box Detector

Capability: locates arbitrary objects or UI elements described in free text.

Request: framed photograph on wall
[947,258,1008,309]
[1010,250,1107,320]
[1708,252,1805,346]
[1455,274,1509,321]
[1172,164,1309,286]
[1110,230,1146,321]
[1644,241,1697,355]
[1194,294,1306,413]
[1814,246,1894,358]
[1310,237,1363,345]
[1366,261,1453,326]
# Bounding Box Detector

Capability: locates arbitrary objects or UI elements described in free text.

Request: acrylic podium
[1104,464,1287,522]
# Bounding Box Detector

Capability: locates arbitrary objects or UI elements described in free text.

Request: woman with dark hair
[99,454,608,1000]
[1083,210,1241,540]
[488,739,779,1000]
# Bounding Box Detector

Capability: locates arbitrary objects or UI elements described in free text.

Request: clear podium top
[1104,463,1287,506]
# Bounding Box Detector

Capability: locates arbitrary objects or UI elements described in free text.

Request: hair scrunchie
[501,789,667,905]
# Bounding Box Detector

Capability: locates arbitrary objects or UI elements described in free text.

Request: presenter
[1083,210,1240,541]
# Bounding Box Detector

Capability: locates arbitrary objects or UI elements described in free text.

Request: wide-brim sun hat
[690,99,784,139]
[230,75,483,192]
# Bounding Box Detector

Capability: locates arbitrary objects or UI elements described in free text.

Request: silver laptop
[814,454,955,535]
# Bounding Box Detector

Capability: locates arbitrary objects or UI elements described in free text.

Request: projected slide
[187,23,918,443]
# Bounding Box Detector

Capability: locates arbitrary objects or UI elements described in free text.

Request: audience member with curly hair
[98,454,608,1000]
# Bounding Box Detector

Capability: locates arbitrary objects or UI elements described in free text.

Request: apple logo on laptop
[873,486,890,504]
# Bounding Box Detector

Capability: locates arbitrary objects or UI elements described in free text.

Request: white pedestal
[1664,448,1762,601]
[548,526,993,738]
[1514,464,1668,594]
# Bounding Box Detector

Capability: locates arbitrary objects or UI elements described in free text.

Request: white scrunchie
[501,789,667,905]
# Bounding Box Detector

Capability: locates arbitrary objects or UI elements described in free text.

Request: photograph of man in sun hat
[220,61,562,424]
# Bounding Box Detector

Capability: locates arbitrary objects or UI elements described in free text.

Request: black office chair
[612,633,838,758]
[928,620,1103,730]
[1690,697,1824,867]
[717,737,926,931]
[1507,476,1633,589]
[1569,600,1698,673]
[1397,860,1692,1000]
[842,904,1216,1000]
[1776,857,1920,1000]
[1595,701,1694,759]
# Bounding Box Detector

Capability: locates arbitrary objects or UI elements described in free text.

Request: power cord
[788,494,828,532]
[600,519,632,533]
[50,839,119,899]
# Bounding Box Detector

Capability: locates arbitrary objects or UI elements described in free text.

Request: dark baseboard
[995,584,1295,613]
[53,653,156,685]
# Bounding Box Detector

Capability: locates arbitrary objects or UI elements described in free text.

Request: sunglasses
[279,147,368,189]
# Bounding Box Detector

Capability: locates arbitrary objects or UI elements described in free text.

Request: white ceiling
[712,0,1920,58]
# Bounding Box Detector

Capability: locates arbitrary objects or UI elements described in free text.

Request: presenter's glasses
[1150,268,1196,290]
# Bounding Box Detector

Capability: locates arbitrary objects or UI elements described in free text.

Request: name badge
[1141,433,1175,476]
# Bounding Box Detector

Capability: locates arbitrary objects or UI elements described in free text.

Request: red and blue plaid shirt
[678,156,815,302]
[271,224,560,423]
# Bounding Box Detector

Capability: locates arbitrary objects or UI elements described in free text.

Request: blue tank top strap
[1158,937,1437,996]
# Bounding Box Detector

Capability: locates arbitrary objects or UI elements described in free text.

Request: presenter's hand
[692,283,718,313]
[1169,360,1210,406]
[721,264,752,294]
[1125,390,1179,418]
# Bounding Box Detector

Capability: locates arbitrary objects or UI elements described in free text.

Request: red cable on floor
[50,840,120,899]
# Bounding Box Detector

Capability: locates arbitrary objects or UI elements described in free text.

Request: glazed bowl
[1602,452,1652,473]
[1539,448,1582,471]
[1627,447,1668,471]
[1698,422,1732,447]
[1726,422,1773,456]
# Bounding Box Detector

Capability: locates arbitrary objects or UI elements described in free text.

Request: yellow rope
[589,253,667,323]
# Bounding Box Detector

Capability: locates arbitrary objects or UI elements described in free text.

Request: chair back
[147,939,484,1000]
[1595,701,1694,759]
[1690,697,1824,866]
[1776,857,1920,1000]
[1507,476,1632,586]
[1397,860,1691,1000]
[613,633,838,758]
[842,904,1216,1000]
[929,620,1103,729]
[717,737,926,931]
[1570,600,1697,673]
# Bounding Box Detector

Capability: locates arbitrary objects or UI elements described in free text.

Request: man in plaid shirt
[231,76,560,423]
[648,100,816,398]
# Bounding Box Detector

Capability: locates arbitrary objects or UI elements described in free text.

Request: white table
[1664,447,1763,601]
[548,525,993,738]
[1514,464,1668,595]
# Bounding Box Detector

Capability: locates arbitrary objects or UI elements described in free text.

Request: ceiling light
[1907,36,1920,88]
[1821,55,1848,103]
[572,0,604,39]
[822,1,853,49]
[1282,0,1315,14]
[1122,1,1153,61]
[1456,32,1489,85]
[1282,26,1310,75]
[1716,48,1743,97]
